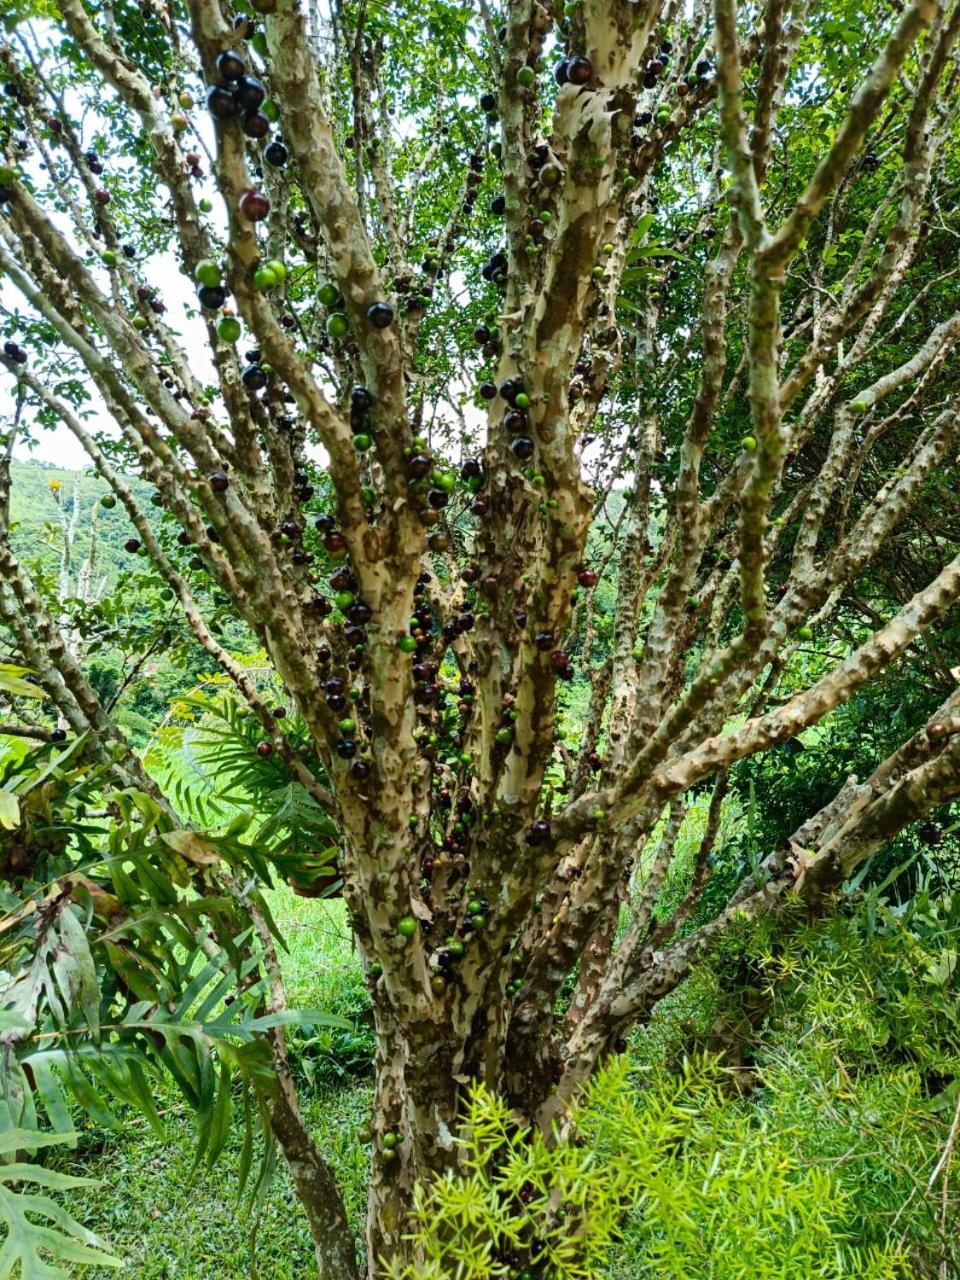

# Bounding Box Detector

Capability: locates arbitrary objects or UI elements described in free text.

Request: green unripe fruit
[339,718,357,735]
[470,914,487,930]
[178,91,194,109]
[352,433,373,451]
[217,316,242,343]
[100,494,117,509]
[431,470,456,493]
[133,316,149,332]
[495,727,512,744]
[517,66,535,88]
[741,434,758,451]
[195,259,222,288]
[326,312,350,338]
[397,916,417,938]
[199,197,213,213]
[253,266,278,290]
[796,625,814,641]
[851,398,869,413]
[449,939,465,958]
[412,435,429,451]
[514,392,530,409]
[319,282,340,306]
[397,635,417,653]
[591,265,605,280]
[602,242,614,255]
[334,590,355,610]
[0,165,18,185]
[382,1130,399,1149]
[100,249,116,266]
[362,485,376,505]
[467,898,483,915]
[171,111,188,131]
[539,210,552,222]
[267,259,287,282]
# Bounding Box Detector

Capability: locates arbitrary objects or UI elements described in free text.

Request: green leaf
[0,665,45,700]
[0,1131,80,1158]
[0,790,19,830]
[54,910,100,1040]
[0,1182,122,1275]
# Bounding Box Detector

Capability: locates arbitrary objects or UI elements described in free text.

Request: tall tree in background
[3,0,960,1274]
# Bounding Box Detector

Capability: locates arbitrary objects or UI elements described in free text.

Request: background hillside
[7,456,152,584]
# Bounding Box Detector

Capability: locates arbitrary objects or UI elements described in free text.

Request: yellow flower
[48,479,62,491]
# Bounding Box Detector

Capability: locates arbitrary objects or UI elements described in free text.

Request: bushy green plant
[387,1055,907,1280]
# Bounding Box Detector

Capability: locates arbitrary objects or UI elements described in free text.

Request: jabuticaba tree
[3,0,960,1272]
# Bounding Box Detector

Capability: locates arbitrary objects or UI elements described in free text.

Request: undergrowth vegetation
[41,873,959,1279]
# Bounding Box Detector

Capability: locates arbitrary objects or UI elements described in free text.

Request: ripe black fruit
[367,301,394,328]
[526,819,551,846]
[242,363,267,390]
[208,470,229,492]
[407,454,432,479]
[205,84,236,117]
[264,140,288,167]
[480,91,497,112]
[567,57,593,85]
[197,284,226,310]
[512,436,535,460]
[216,50,246,80]
[235,75,266,110]
[242,111,270,139]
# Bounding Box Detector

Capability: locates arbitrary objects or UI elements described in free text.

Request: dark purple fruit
[526,819,551,846]
[480,91,497,112]
[242,111,270,139]
[235,75,266,110]
[216,50,246,81]
[197,284,226,310]
[238,188,270,221]
[407,453,433,479]
[208,470,229,492]
[567,57,593,85]
[367,301,394,328]
[124,537,141,553]
[242,363,267,390]
[264,140,288,167]
[512,436,535,460]
[207,84,238,119]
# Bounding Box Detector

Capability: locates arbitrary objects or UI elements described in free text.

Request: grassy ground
[55,888,373,1279]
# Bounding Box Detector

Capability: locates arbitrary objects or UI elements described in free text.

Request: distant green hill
[8,458,153,586]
